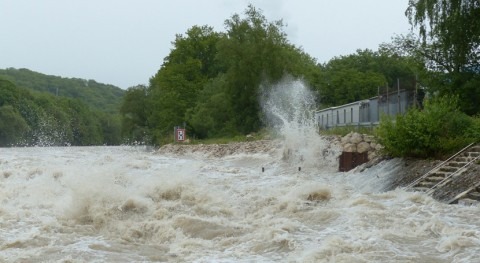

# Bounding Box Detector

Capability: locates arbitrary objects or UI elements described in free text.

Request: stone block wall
[339,132,383,161]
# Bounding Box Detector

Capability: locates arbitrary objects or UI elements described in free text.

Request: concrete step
[439,166,458,173]
[407,144,480,202]
[454,157,471,163]
[412,186,430,192]
[467,191,480,199]
[465,152,480,158]
[418,181,437,187]
[448,161,468,168]
[424,176,445,182]
[458,198,480,206]
[431,171,449,177]
[468,146,480,152]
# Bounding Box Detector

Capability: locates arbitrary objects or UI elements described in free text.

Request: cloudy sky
[0,0,412,89]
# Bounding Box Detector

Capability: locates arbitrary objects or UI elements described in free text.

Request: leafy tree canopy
[0,77,121,146]
[405,0,480,114]
[315,49,417,108]
[120,85,149,143]
[120,5,425,144]
[137,5,321,144]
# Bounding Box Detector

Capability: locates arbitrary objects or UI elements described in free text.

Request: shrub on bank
[375,95,479,158]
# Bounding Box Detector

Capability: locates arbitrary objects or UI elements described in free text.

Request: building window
[351,108,353,123]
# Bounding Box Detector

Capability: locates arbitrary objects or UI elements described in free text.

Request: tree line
[0,68,124,114]
[375,0,480,158]
[1,2,477,148]
[120,5,426,145]
[0,78,122,146]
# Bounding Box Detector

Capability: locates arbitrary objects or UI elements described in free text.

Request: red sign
[175,128,186,142]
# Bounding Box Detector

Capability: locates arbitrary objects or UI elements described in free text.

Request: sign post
[175,127,186,142]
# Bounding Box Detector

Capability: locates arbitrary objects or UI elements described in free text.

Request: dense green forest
[1,3,478,149]
[0,72,123,146]
[0,68,124,114]
[120,5,424,145]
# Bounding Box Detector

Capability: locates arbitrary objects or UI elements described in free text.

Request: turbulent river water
[2,79,480,262]
[1,143,480,263]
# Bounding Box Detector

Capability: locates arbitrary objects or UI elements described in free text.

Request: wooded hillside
[0,68,124,114]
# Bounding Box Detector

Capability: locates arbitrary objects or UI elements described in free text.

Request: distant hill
[0,68,125,113]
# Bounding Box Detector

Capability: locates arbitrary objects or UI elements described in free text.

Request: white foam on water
[1,80,480,262]
[260,76,341,172]
[2,144,480,262]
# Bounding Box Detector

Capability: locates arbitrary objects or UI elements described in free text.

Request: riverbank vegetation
[121,3,479,157]
[376,95,480,158]
[375,0,480,158]
[1,2,478,154]
[120,5,421,146]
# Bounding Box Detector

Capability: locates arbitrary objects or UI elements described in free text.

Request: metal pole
[377,86,380,122]
[386,83,389,116]
[414,74,418,108]
[397,78,401,114]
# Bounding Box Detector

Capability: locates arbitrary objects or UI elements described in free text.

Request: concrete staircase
[448,181,480,205]
[405,143,480,204]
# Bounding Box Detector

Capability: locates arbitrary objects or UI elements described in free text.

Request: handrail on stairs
[405,142,475,189]
[447,181,480,204]
[426,153,480,195]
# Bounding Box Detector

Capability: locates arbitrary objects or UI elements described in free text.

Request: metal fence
[316,89,419,129]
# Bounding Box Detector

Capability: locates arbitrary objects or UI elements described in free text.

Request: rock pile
[157,140,282,158]
[339,132,383,160]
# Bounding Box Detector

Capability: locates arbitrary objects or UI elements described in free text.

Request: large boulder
[341,132,352,144]
[350,132,363,144]
[343,143,357,152]
[357,142,371,153]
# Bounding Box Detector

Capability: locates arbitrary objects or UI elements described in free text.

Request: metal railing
[447,181,480,204]
[405,142,476,189]
[426,153,480,195]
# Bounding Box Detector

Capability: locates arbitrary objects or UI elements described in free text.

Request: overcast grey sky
[0,0,412,89]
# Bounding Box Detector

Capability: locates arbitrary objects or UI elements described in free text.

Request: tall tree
[186,6,318,138]
[120,85,149,143]
[406,0,480,113]
[186,75,236,138]
[147,25,223,143]
[217,5,293,134]
[406,0,479,72]
[0,105,30,146]
[315,49,416,107]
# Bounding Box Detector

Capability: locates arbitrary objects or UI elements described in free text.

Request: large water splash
[260,76,340,170]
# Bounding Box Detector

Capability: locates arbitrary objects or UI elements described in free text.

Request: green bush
[375,95,477,158]
[464,115,480,140]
